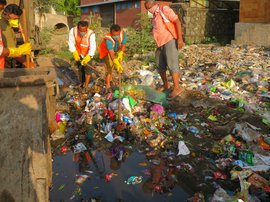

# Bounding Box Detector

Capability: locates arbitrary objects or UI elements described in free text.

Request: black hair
[0,0,7,5]
[110,24,121,32]
[77,21,89,28]
[4,4,23,16]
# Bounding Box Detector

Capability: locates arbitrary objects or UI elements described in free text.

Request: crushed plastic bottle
[238,150,254,166]
[125,176,143,185]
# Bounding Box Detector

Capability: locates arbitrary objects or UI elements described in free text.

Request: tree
[35,0,55,13]
[35,0,80,16]
[55,0,80,16]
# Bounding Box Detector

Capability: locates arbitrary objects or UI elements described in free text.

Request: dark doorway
[100,4,114,27]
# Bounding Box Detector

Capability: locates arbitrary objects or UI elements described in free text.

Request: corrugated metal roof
[79,0,129,8]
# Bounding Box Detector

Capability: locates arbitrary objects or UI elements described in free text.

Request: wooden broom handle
[22,8,30,68]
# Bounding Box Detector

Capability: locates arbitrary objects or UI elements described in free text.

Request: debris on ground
[50,44,270,201]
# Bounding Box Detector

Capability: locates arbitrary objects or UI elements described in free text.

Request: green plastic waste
[137,85,168,106]
[115,85,168,106]
[113,90,137,108]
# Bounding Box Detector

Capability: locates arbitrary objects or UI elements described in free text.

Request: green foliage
[55,45,73,60]
[55,0,80,16]
[126,14,156,58]
[36,0,80,16]
[35,0,54,13]
[179,52,184,60]
[39,45,72,61]
[184,39,192,46]
[201,36,217,44]
[40,27,53,43]
[39,47,53,55]
[72,17,81,27]
[88,15,102,31]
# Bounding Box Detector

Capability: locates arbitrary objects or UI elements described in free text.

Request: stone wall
[171,3,239,44]
[35,12,70,31]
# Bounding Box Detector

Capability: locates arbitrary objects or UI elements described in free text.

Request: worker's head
[145,0,158,14]
[3,4,22,19]
[77,20,89,37]
[0,0,7,10]
[110,24,121,41]
[2,4,22,28]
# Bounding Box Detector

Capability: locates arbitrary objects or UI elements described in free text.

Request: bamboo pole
[118,72,122,124]
[22,8,30,68]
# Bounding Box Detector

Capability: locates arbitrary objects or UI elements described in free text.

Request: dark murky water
[50,149,191,202]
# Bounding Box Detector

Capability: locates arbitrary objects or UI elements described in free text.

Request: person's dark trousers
[77,61,86,85]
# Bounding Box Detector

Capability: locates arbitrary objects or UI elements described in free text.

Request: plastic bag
[177,141,190,156]
[233,122,260,142]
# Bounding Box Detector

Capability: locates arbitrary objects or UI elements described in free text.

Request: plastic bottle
[239,150,254,165]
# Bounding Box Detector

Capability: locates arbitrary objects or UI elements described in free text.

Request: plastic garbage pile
[51,44,270,201]
[180,45,270,123]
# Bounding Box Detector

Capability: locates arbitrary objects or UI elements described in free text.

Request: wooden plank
[240,0,270,23]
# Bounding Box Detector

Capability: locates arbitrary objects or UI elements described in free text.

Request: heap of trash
[50,44,270,201]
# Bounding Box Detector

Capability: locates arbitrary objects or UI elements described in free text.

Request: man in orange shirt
[145,0,184,99]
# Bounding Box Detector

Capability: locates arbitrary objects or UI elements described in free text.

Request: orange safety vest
[99,30,125,59]
[73,27,94,57]
[0,29,5,70]
[159,5,181,40]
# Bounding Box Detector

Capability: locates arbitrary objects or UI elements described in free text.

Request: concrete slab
[233,22,270,47]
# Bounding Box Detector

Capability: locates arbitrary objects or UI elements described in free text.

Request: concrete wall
[233,23,270,47]
[171,3,239,43]
[0,68,57,202]
[233,0,270,47]
[36,13,69,31]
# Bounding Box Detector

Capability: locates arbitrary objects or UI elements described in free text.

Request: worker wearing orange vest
[0,28,32,70]
[145,0,184,99]
[68,21,96,89]
[99,24,126,90]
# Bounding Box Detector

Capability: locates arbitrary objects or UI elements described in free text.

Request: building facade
[79,0,171,27]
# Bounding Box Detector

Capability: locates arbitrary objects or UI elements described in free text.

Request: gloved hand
[81,55,91,66]
[117,51,124,62]
[113,58,123,73]
[8,42,32,58]
[72,51,80,61]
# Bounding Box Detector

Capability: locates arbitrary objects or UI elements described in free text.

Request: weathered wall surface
[36,13,70,31]
[233,23,270,47]
[171,3,239,44]
[0,68,57,202]
[233,0,270,47]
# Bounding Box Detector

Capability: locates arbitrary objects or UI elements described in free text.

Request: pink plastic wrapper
[55,112,61,123]
[150,104,164,116]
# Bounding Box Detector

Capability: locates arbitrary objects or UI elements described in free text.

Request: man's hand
[72,51,80,61]
[177,38,184,49]
[8,42,32,58]
[81,55,91,66]
[113,58,123,73]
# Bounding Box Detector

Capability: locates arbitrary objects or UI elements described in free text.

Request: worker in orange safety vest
[99,24,126,91]
[68,20,96,90]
